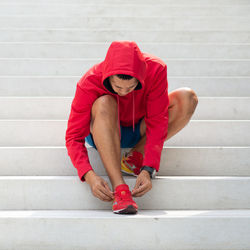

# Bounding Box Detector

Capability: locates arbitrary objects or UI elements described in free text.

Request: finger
[100,184,115,200]
[132,182,147,195]
[100,189,113,201]
[134,179,141,189]
[134,181,152,196]
[133,189,149,197]
[101,184,114,200]
[103,182,115,199]
[133,186,151,197]
[131,184,142,195]
[133,185,145,194]
[132,178,142,192]
[96,189,113,202]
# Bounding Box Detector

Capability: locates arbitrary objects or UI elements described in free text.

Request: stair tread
[1,209,250,218]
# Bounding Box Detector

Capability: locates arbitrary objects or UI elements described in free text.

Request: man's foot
[121,150,143,176]
[112,184,138,214]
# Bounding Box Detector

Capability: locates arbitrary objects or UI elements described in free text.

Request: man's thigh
[139,88,185,136]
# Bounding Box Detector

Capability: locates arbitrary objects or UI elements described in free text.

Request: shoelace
[114,190,132,201]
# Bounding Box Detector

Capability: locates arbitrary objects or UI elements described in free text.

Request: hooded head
[102,40,147,95]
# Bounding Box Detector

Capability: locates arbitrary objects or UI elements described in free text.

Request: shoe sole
[121,158,138,177]
[121,169,138,177]
[113,205,138,214]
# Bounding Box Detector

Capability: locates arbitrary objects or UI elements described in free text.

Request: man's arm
[142,65,169,172]
[65,83,94,182]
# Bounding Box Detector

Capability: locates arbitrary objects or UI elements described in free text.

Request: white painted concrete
[0,146,249,176]
[0,176,250,210]
[1,4,250,16]
[1,58,250,76]
[1,30,250,43]
[1,76,249,97]
[1,0,250,5]
[0,144,250,176]
[1,16,250,30]
[0,210,250,250]
[0,120,249,146]
[1,42,250,59]
[1,97,249,120]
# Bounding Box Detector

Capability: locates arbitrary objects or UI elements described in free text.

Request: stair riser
[0,212,250,250]
[1,97,249,120]
[1,120,249,146]
[0,177,249,210]
[0,147,249,176]
[1,77,249,97]
[1,16,250,30]
[1,0,250,4]
[1,30,250,43]
[1,59,250,76]
[1,4,250,16]
[1,43,250,59]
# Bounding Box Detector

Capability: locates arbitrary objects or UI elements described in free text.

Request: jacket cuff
[78,164,94,182]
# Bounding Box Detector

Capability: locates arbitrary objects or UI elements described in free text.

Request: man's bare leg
[128,87,199,156]
[88,88,198,190]
[90,95,125,190]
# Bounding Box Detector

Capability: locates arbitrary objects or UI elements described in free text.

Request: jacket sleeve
[65,83,94,182]
[142,65,169,172]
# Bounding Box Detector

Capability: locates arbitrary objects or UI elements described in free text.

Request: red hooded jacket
[65,41,169,182]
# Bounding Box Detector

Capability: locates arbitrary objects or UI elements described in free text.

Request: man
[65,40,198,215]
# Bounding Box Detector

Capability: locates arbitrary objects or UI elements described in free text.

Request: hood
[101,40,148,138]
[102,40,147,93]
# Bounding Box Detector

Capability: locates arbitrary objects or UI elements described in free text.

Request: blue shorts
[85,117,143,150]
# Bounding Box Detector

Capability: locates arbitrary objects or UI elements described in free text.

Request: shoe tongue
[115,185,132,200]
[115,184,130,193]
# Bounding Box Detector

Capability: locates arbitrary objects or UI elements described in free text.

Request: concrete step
[1,30,250,43]
[0,146,249,176]
[1,42,250,59]
[1,58,250,76]
[0,16,249,30]
[0,209,250,250]
[0,76,249,97]
[2,0,250,5]
[1,176,250,210]
[1,97,249,120]
[1,4,249,16]
[0,120,249,146]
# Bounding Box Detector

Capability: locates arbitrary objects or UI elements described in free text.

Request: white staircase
[0,0,250,249]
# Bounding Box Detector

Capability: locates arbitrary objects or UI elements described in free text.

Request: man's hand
[131,170,152,197]
[84,170,114,202]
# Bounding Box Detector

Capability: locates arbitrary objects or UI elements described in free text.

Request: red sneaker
[121,150,143,176]
[112,184,138,214]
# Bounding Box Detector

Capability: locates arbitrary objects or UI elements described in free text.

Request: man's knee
[90,95,118,133]
[177,88,198,116]
[91,94,118,123]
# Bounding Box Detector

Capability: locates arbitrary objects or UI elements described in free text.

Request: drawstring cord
[133,91,135,132]
[117,95,121,139]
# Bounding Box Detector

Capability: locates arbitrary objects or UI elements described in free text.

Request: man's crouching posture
[65,41,198,214]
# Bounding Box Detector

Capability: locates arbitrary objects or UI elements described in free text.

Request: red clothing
[65,40,169,182]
